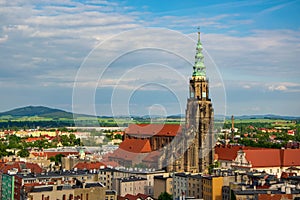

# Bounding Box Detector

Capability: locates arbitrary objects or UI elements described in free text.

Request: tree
[60,135,69,146]
[50,154,64,165]
[7,134,22,149]
[158,192,172,200]
[114,134,123,140]
[0,142,8,157]
[17,148,29,158]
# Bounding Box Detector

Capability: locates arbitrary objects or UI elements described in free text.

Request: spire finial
[192,27,206,78]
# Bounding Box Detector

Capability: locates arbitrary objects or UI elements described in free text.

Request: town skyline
[0,0,299,116]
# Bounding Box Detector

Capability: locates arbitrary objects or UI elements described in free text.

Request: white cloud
[0,34,8,43]
[266,82,300,92]
[268,85,287,91]
[0,0,299,116]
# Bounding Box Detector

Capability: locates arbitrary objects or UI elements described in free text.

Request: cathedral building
[183,31,214,173]
[107,31,214,173]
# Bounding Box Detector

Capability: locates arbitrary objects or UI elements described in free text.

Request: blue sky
[0,0,299,116]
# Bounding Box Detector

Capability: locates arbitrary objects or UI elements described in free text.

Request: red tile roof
[31,151,79,158]
[215,145,266,161]
[258,194,293,200]
[215,145,243,161]
[136,193,150,199]
[100,160,119,168]
[25,137,43,143]
[281,148,300,167]
[125,124,182,137]
[124,194,138,200]
[73,161,106,170]
[0,161,42,173]
[244,149,282,167]
[119,138,152,153]
[109,139,152,162]
[117,196,127,200]
[44,151,78,158]
[142,150,160,163]
[240,148,300,168]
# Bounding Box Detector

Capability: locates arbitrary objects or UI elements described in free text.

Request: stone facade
[163,32,214,173]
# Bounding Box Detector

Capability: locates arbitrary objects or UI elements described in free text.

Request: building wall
[61,156,78,170]
[187,175,202,199]
[99,169,130,190]
[28,188,74,200]
[132,172,166,196]
[74,187,106,200]
[202,176,223,200]
[28,186,106,200]
[115,178,147,196]
[1,174,14,200]
[173,174,188,200]
[153,176,173,199]
[0,173,2,198]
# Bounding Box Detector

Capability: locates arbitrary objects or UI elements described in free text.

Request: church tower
[184,31,214,173]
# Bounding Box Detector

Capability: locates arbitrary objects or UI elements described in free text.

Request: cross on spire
[197,26,201,41]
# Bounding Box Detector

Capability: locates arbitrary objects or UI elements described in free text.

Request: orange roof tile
[25,137,43,143]
[258,194,293,200]
[137,193,149,199]
[125,124,182,137]
[73,161,106,170]
[124,194,141,200]
[119,138,152,153]
[215,145,266,161]
[281,148,300,167]
[0,161,42,173]
[44,151,78,158]
[117,196,127,200]
[244,149,281,167]
[142,150,160,163]
[100,161,119,168]
[108,138,152,162]
[240,148,300,168]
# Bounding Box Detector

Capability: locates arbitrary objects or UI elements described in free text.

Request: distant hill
[0,106,299,121]
[228,114,300,121]
[163,114,299,121]
[0,106,86,119]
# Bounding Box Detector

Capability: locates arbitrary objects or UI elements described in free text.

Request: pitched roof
[136,193,150,199]
[73,161,106,170]
[281,148,300,167]
[109,139,152,162]
[124,194,143,200]
[241,148,300,168]
[215,145,266,161]
[0,161,43,173]
[215,145,243,161]
[257,194,293,200]
[119,138,152,153]
[117,195,127,200]
[125,124,182,137]
[142,150,160,163]
[244,149,281,167]
[25,137,43,143]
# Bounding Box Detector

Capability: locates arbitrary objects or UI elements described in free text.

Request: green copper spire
[192,31,206,78]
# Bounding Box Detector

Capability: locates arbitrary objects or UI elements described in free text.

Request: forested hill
[0,106,76,119]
